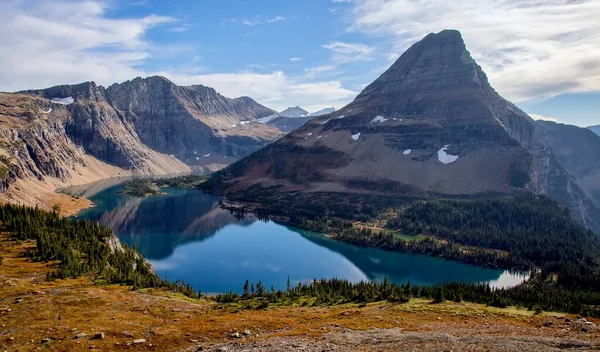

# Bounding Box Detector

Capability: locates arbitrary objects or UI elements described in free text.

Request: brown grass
[1,232,598,352]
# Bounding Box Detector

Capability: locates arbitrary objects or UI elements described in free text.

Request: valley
[1,27,600,351]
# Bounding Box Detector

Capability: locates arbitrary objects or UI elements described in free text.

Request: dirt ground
[1,234,599,352]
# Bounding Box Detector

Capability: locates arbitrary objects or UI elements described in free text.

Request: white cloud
[168,25,190,33]
[157,71,357,112]
[305,65,337,75]
[302,65,346,81]
[530,114,561,123]
[266,16,285,23]
[346,0,600,102]
[322,41,374,62]
[0,1,356,111]
[290,57,303,62]
[242,16,285,26]
[0,0,173,91]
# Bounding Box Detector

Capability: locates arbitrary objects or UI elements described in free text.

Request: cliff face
[536,121,600,231]
[102,77,281,165]
[0,92,91,191]
[206,30,600,234]
[0,77,284,204]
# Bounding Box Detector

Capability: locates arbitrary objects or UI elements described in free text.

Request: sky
[0,0,598,127]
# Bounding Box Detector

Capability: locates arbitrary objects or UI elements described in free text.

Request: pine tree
[433,287,445,303]
[243,280,250,298]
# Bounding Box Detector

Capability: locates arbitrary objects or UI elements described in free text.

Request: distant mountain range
[310,107,336,116]
[589,125,600,136]
[204,29,600,234]
[258,106,336,132]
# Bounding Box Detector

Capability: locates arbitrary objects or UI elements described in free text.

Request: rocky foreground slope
[0,77,283,209]
[2,231,599,352]
[206,30,600,234]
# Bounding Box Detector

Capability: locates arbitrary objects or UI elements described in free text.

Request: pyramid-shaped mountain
[279,106,309,117]
[205,30,600,233]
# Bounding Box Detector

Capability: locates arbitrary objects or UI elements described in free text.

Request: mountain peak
[344,29,487,117]
[205,30,600,234]
[145,75,174,84]
[386,29,475,77]
[422,29,464,43]
[279,106,309,118]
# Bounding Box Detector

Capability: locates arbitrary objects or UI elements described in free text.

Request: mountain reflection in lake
[73,179,527,294]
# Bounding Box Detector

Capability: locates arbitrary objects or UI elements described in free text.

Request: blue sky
[0,0,598,126]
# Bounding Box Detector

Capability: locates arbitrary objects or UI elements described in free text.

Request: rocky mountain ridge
[205,30,600,234]
[589,125,600,136]
[0,76,284,209]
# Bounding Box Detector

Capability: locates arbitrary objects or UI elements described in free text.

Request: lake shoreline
[218,200,532,274]
[72,182,526,293]
[57,179,531,288]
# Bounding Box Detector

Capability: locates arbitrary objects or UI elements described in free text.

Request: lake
[69,179,527,294]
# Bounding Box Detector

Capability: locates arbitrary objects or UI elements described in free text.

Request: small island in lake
[119,179,164,197]
[119,175,208,197]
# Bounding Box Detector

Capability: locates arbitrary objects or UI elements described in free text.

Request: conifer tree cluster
[216,273,600,317]
[0,204,199,298]
[253,194,600,291]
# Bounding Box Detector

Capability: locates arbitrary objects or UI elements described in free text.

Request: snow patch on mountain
[437,145,459,164]
[51,97,74,105]
[351,132,361,141]
[371,115,388,123]
[257,113,279,124]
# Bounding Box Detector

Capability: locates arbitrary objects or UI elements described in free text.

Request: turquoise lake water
[70,180,526,294]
